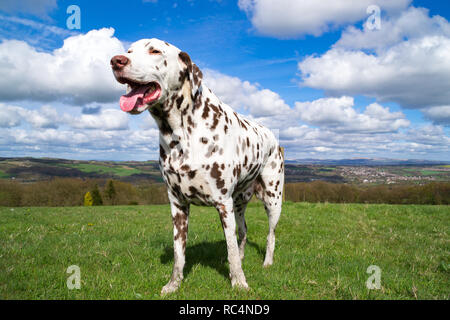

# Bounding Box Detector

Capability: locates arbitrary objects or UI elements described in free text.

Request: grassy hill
[0,157,163,183]
[1,202,448,299]
[1,157,449,185]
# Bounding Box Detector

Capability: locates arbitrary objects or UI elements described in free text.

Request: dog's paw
[161,281,180,295]
[231,278,249,291]
[263,257,273,268]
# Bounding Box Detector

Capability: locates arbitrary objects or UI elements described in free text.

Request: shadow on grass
[160,240,265,280]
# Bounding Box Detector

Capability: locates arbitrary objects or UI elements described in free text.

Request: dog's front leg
[217,199,249,290]
[161,197,189,295]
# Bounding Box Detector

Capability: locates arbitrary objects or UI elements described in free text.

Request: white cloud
[69,108,129,131]
[295,97,410,133]
[0,103,59,128]
[335,7,450,52]
[298,7,450,113]
[0,103,129,131]
[279,122,449,159]
[298,35,450,109]
[0,28,125,105]
[421,106,450,126]
[203,69,291,117]
[1,118,159,160]
[0,105,23,128]
[404,124,450,146]
[26,105,60,128]
[238,0,411,38]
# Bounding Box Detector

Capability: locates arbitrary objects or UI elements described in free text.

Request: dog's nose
[111,55,129,70]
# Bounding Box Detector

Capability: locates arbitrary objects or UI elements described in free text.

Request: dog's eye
[127,49,133,53]
[149,48,162,55]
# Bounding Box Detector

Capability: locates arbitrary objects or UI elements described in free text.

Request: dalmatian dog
[111,39,284,294]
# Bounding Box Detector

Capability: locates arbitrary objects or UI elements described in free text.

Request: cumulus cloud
[0,103,129,131]
[0,103,59,129]
[403,124,450,146]
[0,28,125,105]
[295,96,410,133]
[0,105,23,128]
[2,125,160,160]
[69,108,129,131]
[203,69,291,117]
[335,7,450,52]
[278,122,449,159]
[238,0,411,38]
[298,7,450,113]
[299,36,450,109]
[421,106,450,126]
[26,105,60,129]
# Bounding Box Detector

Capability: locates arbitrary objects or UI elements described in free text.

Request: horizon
[2,155,449,165]
[0,0,449,161]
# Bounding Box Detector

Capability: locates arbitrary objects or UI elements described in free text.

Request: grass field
[60,163,143,177]
[0,202,448,300]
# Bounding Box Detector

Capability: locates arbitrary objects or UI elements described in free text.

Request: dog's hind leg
[255,148,284,267]
[233,197,249,260]
[217,198,249,290]
[233,187,254,260]
[161,194,190,295]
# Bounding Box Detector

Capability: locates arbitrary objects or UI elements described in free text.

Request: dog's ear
[178,51,203,99]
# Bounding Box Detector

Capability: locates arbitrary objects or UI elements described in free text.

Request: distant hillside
[286,158,450,166]
[0,157,163,183]
[0,157,449,185]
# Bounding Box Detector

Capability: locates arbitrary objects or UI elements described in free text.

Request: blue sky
[0,0,449,161]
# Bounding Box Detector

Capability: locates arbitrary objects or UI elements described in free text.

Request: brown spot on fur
[173,211,188,251]
[160,145,167,161]
[188,170,197,179]
[217,203,227,228]
[202,102,210,119]
[176,96,184,109]
[170,140,179,148]
[266,191,275,197]
[210,162,225,189]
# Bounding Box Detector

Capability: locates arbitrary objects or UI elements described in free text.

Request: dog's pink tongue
[119,86,148,112]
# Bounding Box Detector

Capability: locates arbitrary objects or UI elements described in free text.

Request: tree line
[0,178,448,207]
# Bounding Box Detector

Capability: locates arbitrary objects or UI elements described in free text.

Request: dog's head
[111,39,202,114]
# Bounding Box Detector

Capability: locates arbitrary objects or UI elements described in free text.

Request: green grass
[0,202,448,300]
[419,170,441,176]
[0,170,10,178]
[60,163,142,177]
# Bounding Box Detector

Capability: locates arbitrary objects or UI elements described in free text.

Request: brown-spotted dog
[111,39,284,294]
